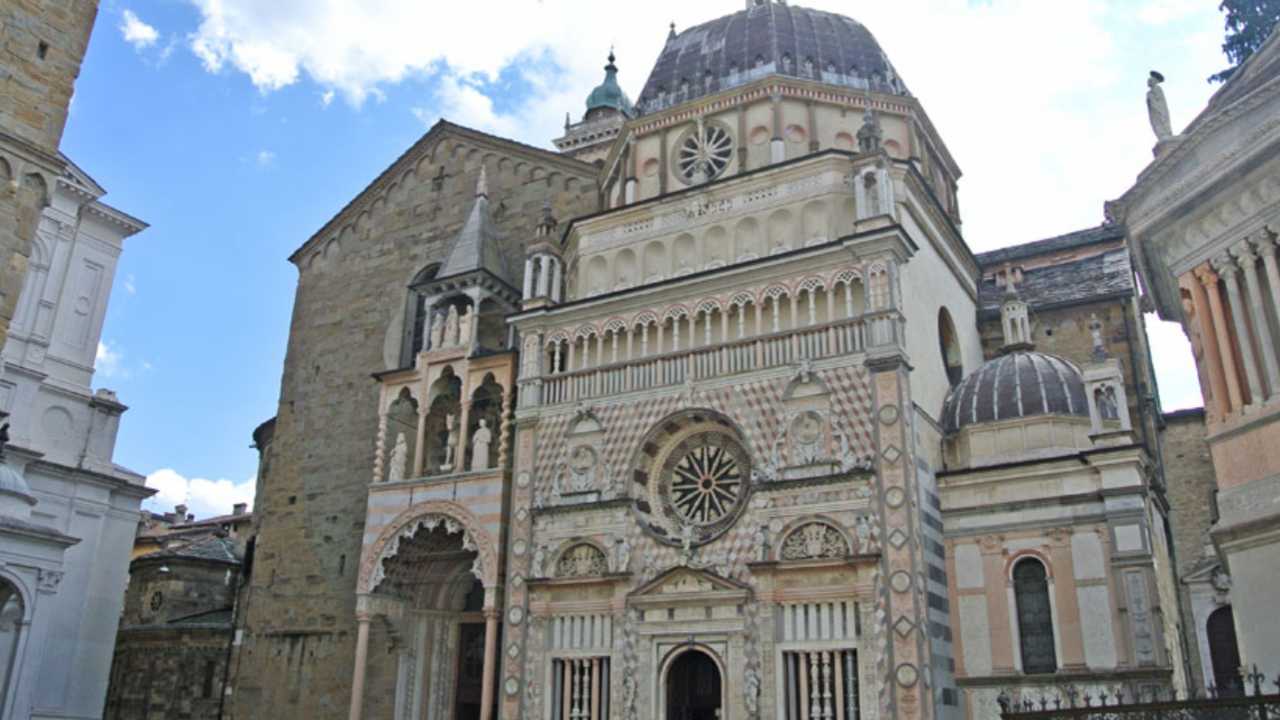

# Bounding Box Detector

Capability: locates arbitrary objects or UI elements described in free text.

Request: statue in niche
[679,524,696,566]
[388,432,408,482]
[470,419,492,470]
[1146,71,1173,142]
[531,545,547,578]
[441,414,457,471]
[753,524,770,562]
[430,311,445,350]
[1097,386,1119,421]
[614,536,631,573]
[857,106,883,154]
[855,515,872,550]
[445,306,459,347]
[458,306,473,349]
[744,667,761,717]
[864,171,881,215]
[1089,313,1108,360]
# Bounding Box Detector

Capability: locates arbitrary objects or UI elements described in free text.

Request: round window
[666,438,745,526]
[675,121,733,184]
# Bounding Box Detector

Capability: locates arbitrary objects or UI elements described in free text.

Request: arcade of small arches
[375,366,509,483]
[534,264,886,376]
[574,201,845,298]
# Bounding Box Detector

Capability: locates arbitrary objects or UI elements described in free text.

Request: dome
[941,352,1089,435]
[584,52,635,120]
[637,1,908,115]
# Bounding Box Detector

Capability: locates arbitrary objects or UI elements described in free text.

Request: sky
[64,0,1230,519]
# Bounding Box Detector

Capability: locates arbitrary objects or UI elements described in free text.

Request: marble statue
[857,106,883,154]
[531,545,547,578]
[430,312,444,350]
[1146,71,1173,142]
[445,306,459,347]
[458,306,473,349]
[753,524,769,562]
[441,414,457,471]
[614,536,632,573]
[679,524,696,565]
[744,667,761,716]
[1089,313,1108,360]
[470,419,492,471]
[388,432,408,482]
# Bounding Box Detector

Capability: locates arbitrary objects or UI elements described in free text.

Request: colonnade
[1182,230,1280,419]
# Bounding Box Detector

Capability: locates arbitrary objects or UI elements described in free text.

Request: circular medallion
[794,412,823,444]
[890,571,912,593]
[516,507,529,522]
[517,472,530,488]
[878,404,900,426]
[896,663,919,687]
[511,574,524,589]
[570,445,596,474]
[505,678,520,696]
[885,487,907,508]
[507,642,521,658]
[513,540,528,556]
[508,607,524,625]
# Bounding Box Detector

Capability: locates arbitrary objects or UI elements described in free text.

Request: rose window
[669,444,742,525]
[676,121,733,184]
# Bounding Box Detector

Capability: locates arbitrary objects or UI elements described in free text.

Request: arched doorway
[665,650,722,720]
[1207,606,1242,695]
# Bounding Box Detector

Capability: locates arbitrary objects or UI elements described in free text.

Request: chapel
[222,3,1199,720]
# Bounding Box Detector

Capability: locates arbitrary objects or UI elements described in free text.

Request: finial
[565,111,571,131]
[668,21,677,41]
[608,46,616,67]
[475,166,488,198]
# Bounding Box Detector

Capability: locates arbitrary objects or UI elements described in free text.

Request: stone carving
[780,523,849,561]
[470,419,492,471]
[37,569,63,593]
[1089,313,1107,360]
[679,524,696,566]
[753,524,770,562]
[566,445,597,492]
[1146,71,1173,142]
[790,412,824,465]
[445,306,459,347]
[555,543,609,578]
[388,432,408,482]
[441,414,458,471]
[613,536,632,573]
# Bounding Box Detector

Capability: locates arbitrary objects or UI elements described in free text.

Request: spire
[1000,284,1034,353]
[438,167,513,287]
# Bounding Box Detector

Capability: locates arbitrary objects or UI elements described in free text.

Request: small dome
[584,52,634,120]
[941,352,1088,435]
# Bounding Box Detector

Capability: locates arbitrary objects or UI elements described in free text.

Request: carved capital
[1211,253,1239,279]
[1194,265,1219,288]
[1233,240,1258,267]
[1254,234,1278,258]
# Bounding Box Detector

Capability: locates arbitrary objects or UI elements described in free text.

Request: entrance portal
[666,650,722,720]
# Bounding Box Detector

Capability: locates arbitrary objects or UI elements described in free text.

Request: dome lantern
[584,50,635,121]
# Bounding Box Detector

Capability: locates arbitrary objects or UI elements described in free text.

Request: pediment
[630,566,750,600]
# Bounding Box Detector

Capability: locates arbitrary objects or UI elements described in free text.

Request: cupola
[584,51,635,121]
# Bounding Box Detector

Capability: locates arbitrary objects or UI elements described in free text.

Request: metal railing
[997,668,1280,720]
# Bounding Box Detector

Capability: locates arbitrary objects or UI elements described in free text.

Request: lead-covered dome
[585,52,635,120]
[637,1,908,115]
[941,352,1089,435]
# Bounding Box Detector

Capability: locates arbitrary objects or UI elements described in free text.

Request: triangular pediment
[290,119,598,263]
[631,566,750,599]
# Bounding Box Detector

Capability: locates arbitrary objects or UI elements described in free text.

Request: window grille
[782,649,858,720]
[550,657,610,720]
[1013,559,1057,674]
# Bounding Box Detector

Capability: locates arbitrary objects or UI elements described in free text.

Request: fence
[997,668,1280,720]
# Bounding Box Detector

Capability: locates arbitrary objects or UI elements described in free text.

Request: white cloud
[256,149,276,167]
[96,340,123,378]
[321,89,335,107]
[120,9,159,50]
[180,0,1220,409]
[124,273,137,295]
[144,468,255,520]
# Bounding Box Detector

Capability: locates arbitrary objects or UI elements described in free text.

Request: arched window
[1207,605,1242,695]
[403,263,441,364]
[1013,558,1057,674]
[938,308,963,387]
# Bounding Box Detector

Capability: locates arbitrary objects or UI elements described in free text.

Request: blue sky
[66,0,1230,518]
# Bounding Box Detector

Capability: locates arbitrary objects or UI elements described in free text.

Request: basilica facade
[225,3,1195,720]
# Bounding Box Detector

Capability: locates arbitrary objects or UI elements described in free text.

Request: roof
[137,535,240,566]
[585,53,635,119]
[437,168,515,285]
[169,511,253,531]
[637,2,906,115]
[941,351,1090,434]
[977,247,1134,316]
[974,224,1125,266]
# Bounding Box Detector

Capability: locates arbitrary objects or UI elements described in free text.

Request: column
[523,258,534,298]
[479,607,500,720]
[844,283,854,319]
[770,91,785,163]
[536,256,550,297]
[806,100,819,153]
[807,291,817,325]
[456,399,473,472]
[611,332,619,364]
[1214,254,1264,406]
[1258,235,1280,324]
[1239,240,1280,396]
[671,318,680,352]
[1199,267,1244,412]
[348,613,372,720]
[737,306,746,339]
[720,309,729,342]
[552,341,562,375]
[551,260,563,303]
[771,298,780,333]
[566,339,576,372]
[1185,272,1231,419]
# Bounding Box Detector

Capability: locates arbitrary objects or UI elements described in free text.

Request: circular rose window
[675,121,733,184]
[668,442,743,525]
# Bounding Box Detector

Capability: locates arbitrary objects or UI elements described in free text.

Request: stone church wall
[224,130,598,719]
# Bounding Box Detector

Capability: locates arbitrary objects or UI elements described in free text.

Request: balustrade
[538,314,870,406]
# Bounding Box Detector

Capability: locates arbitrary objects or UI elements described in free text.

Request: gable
[290,120,600,265]
[631,566,750,600]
